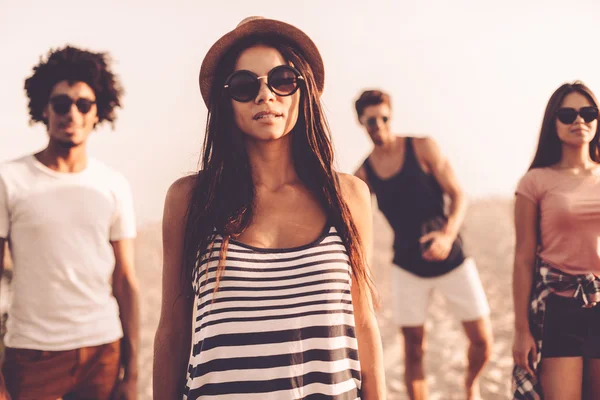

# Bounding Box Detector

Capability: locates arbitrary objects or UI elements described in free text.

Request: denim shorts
[542,293,600,358]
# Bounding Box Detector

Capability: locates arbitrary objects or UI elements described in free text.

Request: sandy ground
[1,198,515,399]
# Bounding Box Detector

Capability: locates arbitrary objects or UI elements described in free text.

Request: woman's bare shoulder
[168,174,196,194]
[336,172,371,210]
[164,174,197,220]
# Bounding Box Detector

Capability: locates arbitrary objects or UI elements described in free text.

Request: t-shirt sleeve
[515,170,540,204]
[0,175,9,239]
[110,175,137,241]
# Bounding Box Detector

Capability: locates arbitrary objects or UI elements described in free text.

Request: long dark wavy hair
[529,81,600,170]
[182,35,373,299]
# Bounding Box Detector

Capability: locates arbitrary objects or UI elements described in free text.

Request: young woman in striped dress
[153,17,386,400]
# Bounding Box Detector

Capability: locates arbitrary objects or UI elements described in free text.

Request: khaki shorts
[391,257,490,327]
[3,340,120,400]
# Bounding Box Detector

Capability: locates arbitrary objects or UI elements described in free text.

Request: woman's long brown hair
[182,35,373,299]
[529,81,600,170]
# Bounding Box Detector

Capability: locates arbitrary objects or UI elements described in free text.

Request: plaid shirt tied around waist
[512,259,600,399]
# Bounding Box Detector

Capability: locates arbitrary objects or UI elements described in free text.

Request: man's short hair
[24,45,123,127]
[355,90,391,118]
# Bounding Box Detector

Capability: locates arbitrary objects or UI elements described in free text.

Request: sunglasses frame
[366,115,390,128]
[49,95,97,116]
[555,106,599,125]
[223,65,304,103]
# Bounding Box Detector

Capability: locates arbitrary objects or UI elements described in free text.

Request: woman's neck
[557,143,597,170]
[245,135,299,190]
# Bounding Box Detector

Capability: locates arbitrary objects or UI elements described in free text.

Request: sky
[1,0,600,225]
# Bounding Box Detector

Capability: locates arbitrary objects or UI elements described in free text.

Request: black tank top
[362,137,465,277]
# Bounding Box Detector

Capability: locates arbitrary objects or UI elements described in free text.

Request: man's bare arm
[0,238,5,278]
[419,137,467,238]
[111,239,140,390]
[0,238,9,397]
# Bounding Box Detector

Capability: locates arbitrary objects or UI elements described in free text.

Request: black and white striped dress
[184,226,362,399]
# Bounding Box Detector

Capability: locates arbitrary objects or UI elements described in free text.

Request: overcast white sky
[1,0,599,224]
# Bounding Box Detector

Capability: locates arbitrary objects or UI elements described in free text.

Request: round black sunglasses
[366,116,389,128]
[224,65,304,103]
[49,95,96,115]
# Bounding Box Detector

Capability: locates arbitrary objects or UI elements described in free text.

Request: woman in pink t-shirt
[512,81,600,399]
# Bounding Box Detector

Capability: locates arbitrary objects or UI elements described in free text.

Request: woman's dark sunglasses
[556,106,599,124]
[224,65,304,103]
[49,95,96,115]
[366,116,389,128]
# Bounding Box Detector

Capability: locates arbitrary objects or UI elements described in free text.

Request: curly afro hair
[24,45,124,128]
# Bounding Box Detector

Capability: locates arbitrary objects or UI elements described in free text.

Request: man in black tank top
[353,90,492,400]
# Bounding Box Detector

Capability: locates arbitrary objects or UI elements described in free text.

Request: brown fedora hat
[199,16,324,108]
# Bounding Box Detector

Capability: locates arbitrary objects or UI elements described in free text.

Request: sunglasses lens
[269,66,299,96]
[580,107,599,123]
[75,99,94,114]
[366,116,389,128]
[557,108,577,124]
[50,95,72,115]
[227,72,258,102]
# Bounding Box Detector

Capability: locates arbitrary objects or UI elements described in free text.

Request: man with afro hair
[0,46,139,400]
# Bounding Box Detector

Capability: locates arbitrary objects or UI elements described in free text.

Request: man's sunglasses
[556,106,599,124]
[224,65,304,103]
[366,116,389,128]
[49,95,96,115]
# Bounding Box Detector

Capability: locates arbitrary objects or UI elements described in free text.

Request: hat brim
[199,18,324,108]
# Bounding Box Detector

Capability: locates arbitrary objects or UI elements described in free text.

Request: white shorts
[390,257,490,327]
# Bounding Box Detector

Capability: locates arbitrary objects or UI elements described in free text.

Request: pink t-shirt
[516,167,600,276]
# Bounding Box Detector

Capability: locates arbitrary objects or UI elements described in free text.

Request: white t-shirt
[0,155,136,351]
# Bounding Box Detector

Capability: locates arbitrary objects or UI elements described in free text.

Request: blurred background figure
[513,81,600,400]
[354,90,493,400]
[0,46,139,400]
